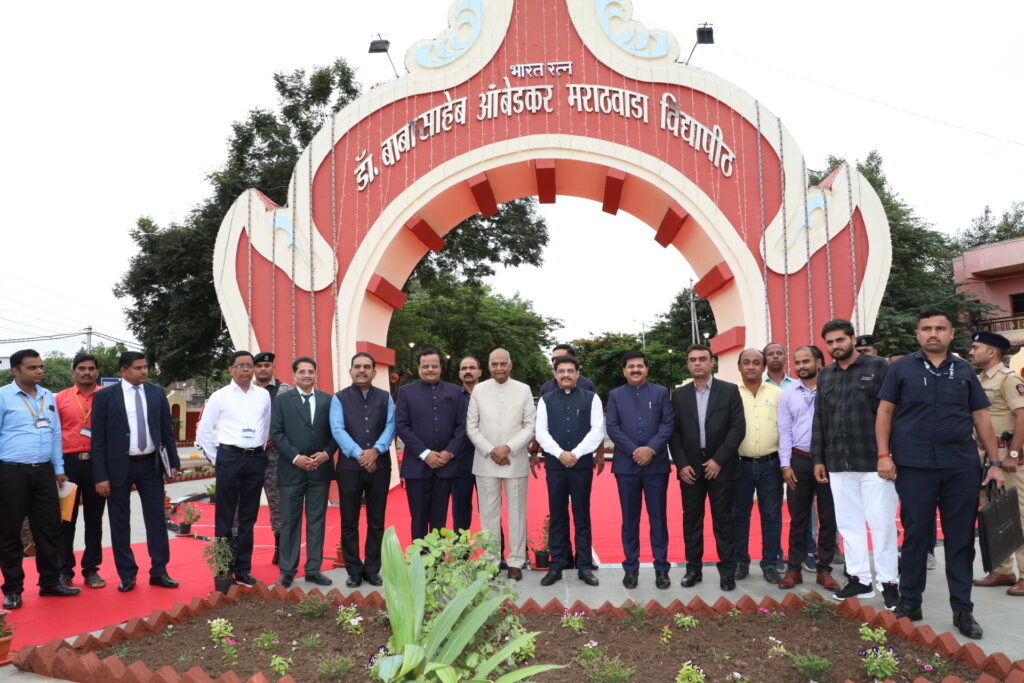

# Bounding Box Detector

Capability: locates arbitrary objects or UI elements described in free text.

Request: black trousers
[277,480,329,577]
[450,470,476,532]
[681,474,736,576]
[107,456,169,580]
[0,461,61,593]
[785,453,837,573]
[338,467,390,576]
[59,454,106,578]
[616,472,670,572]
[405,474,453,540]
[215,449,267,575]
[546,466,594,572]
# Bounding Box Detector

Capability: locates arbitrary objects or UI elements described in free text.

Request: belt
[65,451,91,460]
[129,452,155,462]
[0,460,52,468]
[739,452,779,463]
[792,447,812,458]
[220,444,265,456]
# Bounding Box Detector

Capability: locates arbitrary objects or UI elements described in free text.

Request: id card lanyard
[19,393,48,427]
[921,359,954,386]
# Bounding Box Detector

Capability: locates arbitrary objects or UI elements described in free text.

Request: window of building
[1012,293,1024,316]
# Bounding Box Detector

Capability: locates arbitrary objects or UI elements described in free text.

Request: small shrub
[220,637,238,667]
[207,618,234,644]
[623,601,646,629]
[270,654,293,677]
[659,625,673,645]
[509,623,536,663]
[110,645,130,659]
[757,607,786,623]
[298,633,322,650]
[916,653,950,678]
[709,647,729,662]
[560,609,586,633]
[336,604,364,634]
[673,614,699,630]
[728,607,741,619]
[159,625,176,639]
[767,636,789,658]
[675,660,706,682]
[726,674,749,683]
[318,654,354,680]
[254,631,281,650]
[860,646,901,680]
[297,594,334,621]
[577,643,636,683]
[791,652,830,681]
[858,622,887,645]
[375,609,390,628]
[801,593,832,620]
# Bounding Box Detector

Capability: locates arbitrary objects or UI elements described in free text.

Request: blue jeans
[732,456,783,569]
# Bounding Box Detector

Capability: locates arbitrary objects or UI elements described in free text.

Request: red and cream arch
[214,0,890,390]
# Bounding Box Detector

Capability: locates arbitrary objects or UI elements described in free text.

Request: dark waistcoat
[544,387,595,470]
[336,385,391,471]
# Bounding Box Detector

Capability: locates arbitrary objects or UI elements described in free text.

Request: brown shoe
[778,570,803,589]
[507,567,523,581]
[1008,579,1024,596]
[816,571,840,591]
[972,571,1016,587]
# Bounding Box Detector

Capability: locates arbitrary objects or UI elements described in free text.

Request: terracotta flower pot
[0,634,14,666]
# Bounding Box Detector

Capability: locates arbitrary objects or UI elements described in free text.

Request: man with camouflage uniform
[969,331,1024,596]
[252,352,289,564]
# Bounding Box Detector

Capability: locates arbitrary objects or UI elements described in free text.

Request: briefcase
[978,484,1024,574]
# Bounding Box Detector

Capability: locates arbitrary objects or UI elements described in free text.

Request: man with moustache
[535,355,605,587]
[777,346,839,590]
[812,319,898,608]
[669,344,745,591]
[396,348,466,540]
[763,343,796,389]
[270,357,337,588]
[330,352,395,588]
[452,356,483,533]
[877,310,1004,638]
[54,353,106,589]
[252,352,288,565]
[92,351,180,592]
[605,350,674,589]
[732,349,784,583]
[197,351,272,586]
[0,349,80,609]
[856,335,880,356]
[466,349,536,581]
[968,330,1024,595]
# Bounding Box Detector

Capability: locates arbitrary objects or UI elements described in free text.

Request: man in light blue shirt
[764,343,796,389]
[0,349,81,609]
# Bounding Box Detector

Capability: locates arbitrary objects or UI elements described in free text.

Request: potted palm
[529,514,551,569]
[0,607,14,665]
[203,537,235,593]
[178,503,201,536]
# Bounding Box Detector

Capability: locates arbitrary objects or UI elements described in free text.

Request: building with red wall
[954,235,1024,347]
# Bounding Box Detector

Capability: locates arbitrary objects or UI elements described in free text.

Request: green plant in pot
[203,537,234,593]
[178,503,201,535]
[0,607,15,664]
[528,515,550,568]
[205,482,216,504]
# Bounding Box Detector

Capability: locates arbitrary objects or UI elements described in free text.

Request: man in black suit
[92,351,180,592]
[269,357,337,588]
[669,344,745,591]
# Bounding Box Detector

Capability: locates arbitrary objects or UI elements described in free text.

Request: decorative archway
[214,0,890,391]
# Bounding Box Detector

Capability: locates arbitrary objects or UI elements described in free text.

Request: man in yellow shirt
[733,349,783,583]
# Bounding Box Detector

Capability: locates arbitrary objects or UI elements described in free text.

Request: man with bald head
[466,349,536,581]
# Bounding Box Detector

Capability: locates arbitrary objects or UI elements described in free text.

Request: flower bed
[10,584,1020,682]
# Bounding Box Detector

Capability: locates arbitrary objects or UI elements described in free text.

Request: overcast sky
[2,0,1020,363]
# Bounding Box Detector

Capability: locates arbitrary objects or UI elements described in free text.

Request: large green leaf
[408,548,426,634]
[493,664,567,683]
[472,631,542,680]
[381,528,415,648]
[422,577,485,660]
[397,643,426,678]
[434,595,506,665]
[376,654,404,681]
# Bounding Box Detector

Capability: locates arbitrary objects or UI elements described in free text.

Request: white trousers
[830,471,899,585]
[476,475,528,568]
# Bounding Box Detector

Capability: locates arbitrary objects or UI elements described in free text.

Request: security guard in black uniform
[875,309,1004,640]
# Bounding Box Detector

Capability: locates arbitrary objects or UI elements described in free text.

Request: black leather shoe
[304,572,333,586]
[655,570,671,590]
[117,577,136,593]
[720,576,736,591]
[893,601,923,621]
[680,571,702,587]
[954,609,983,639]
[277,575,293,588]
[762,567,781,584]
[233,573,258,587]
[540,570,563,586]
[734,564,749,580]
[577,570,599,586]
[346,575,363,588]
[622,571,638,589]
[363,573,383,586]
[58,574,73,588]
[2,592,22,609]
[148,575,179,588]
[39,584,80,597]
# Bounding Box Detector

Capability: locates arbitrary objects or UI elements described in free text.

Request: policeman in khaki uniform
[968,331,1024,595]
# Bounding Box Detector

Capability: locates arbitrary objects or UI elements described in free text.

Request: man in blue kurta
[606,350,674,590]
[536,355,606,587]
[395,348,466,540]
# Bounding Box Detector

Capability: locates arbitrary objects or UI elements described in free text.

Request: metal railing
[978,315,1024,333]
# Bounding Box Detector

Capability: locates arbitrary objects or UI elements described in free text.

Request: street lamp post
[407,342,416,375]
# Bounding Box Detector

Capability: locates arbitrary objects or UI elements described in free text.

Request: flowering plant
[0,609,14,638]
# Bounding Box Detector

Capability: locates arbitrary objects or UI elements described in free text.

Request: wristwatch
[1010,450,1020,460]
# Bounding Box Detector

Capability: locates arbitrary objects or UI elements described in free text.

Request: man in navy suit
[92,351,180,592]
[606,350,675,590]
[668,344,745,592]
[395,348,466,540]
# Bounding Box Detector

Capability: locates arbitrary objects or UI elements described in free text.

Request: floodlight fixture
[685,23,715,65]
[368,33,400,78]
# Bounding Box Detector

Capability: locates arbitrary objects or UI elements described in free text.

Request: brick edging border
[9,584,1023,683]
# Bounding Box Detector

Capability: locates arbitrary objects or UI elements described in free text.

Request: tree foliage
[0,342,124,392]
[117,58,548,383]
[386,282,558,391]
[953,201,1024,251]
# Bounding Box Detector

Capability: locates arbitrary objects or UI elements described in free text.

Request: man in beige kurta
[466,349,536,580]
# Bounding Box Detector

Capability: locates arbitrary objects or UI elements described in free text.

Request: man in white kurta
[466,349,536,580]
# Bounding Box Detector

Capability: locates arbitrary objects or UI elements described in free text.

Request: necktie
[302,393,312,419]
[134,385,147,452]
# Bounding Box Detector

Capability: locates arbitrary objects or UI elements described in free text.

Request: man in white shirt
[197,351,272,586]
[535,355,605,587]
[466,349,536,581]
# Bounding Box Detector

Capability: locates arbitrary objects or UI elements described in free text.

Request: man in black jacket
[669,344,745,591]
[269,357,338,588]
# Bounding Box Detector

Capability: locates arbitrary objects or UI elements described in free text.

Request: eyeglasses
[232,364,254,370]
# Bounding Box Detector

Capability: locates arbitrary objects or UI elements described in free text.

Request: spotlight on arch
[685,23,715,65]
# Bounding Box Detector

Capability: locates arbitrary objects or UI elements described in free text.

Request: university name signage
[354,60,737,191]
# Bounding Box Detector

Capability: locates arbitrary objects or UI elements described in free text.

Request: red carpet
[6,470,927,651]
